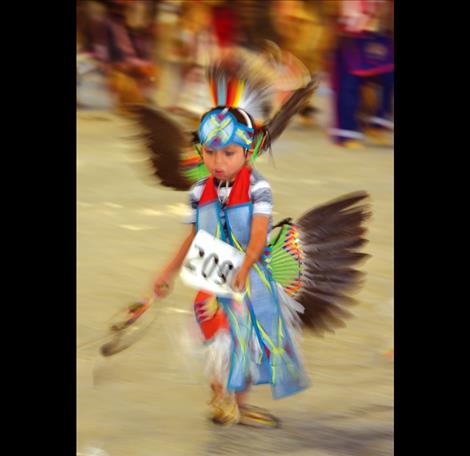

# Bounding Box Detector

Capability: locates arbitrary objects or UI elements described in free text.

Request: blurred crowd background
[77,0,394,148]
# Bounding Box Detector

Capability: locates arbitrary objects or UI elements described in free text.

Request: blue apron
[196,167,309,399]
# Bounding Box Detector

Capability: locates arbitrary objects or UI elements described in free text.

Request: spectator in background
[77,1,110,108]
[166,1,216,118]
[330,0,394,148]
[236,0,279,52]
[87,0,158,114]
[211,0,239,51]
[271,0,331,125]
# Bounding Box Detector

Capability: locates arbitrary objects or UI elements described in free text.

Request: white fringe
[277,283,304,344]
[204,331,232,386]
[203,330,262,386]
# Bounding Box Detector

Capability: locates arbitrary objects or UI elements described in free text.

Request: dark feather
[128,104,194,191]
[263,77,318,147]
[295,192,371,332]
[299,191,369,219]
[304,254,370,273]
[301,238,369,255]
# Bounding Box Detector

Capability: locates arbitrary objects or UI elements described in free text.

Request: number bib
[180,230,245,298]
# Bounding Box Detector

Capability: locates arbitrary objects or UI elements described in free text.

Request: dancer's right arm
[153,225,196,297]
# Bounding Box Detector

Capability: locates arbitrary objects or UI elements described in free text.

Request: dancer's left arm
[232,215,270,292]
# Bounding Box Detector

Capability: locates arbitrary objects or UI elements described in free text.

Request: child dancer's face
[202,144,247,181]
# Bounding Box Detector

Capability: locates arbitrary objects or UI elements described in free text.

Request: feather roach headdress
[130,46,318,190]
[202,48,318,160]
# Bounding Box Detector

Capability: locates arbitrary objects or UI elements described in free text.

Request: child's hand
[232,267,249,293]
[153,273,173,298]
